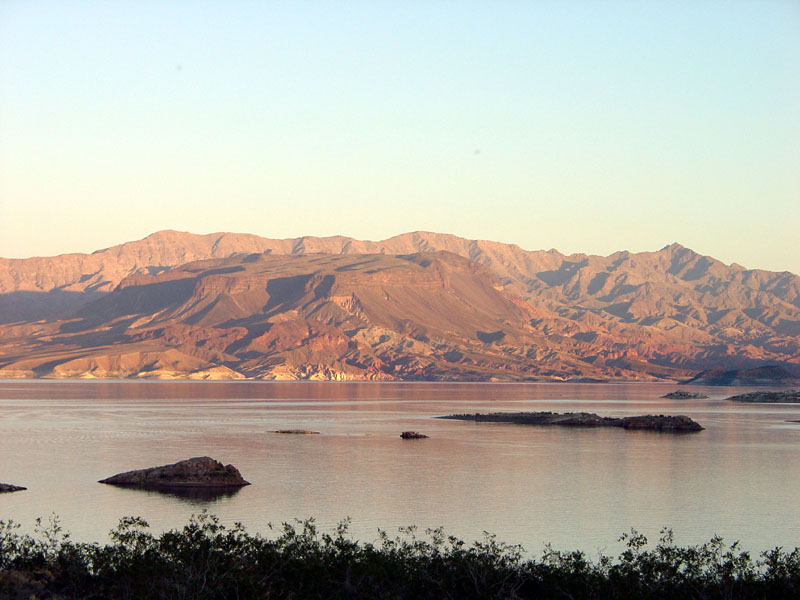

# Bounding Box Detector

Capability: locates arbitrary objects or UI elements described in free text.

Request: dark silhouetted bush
[0,514,798,599]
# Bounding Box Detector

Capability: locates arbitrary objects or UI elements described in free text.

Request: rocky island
[439,412,704,432]
[661,390,709,399]
[98,456,250,489]
[725,390,800,403]
[0,483,26,493]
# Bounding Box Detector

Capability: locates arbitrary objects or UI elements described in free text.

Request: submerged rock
[0,483,26,493]
[99,456,250,489]
[661,390,709,399]
[726,390,800,403]
[400,431,429,439]
[439,412,704,432]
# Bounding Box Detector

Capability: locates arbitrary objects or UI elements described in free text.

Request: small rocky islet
[98,456,250,489]
[439,411,704,432]
[0,483,26,493]
[400,431,429,439]
[725,390,800,403]
[273,429,320,434]
[661,390,709,399]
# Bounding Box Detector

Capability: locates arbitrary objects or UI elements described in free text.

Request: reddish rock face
[98,457,250,488]
[1,231,798,381]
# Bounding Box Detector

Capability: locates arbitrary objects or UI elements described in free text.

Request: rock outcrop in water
[400,431,429,439]
[439,412,704,432]
[273,429,320,434]
[0,483,26,493]
[725,390,800,403]
[661,390,709,399]
[98,456,250,489]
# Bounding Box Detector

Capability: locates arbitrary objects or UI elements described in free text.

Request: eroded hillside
[0,231,798,380]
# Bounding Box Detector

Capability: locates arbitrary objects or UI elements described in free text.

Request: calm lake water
[1,380,799,555]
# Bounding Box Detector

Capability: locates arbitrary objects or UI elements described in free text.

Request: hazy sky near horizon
[1,1,798,273]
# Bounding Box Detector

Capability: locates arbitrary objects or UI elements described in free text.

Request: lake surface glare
[1,380,799,555]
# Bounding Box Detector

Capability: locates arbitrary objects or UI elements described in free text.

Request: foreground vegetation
[1,514,799,599]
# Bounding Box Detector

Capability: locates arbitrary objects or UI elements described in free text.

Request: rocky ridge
[0,251,649,381]
[1,230,799,381]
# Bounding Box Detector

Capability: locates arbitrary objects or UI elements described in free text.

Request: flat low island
[725,390,800,403]
[661,390,709,399]
[438,411,704,432]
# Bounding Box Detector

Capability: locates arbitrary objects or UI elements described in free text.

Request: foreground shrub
[0,514,798,599]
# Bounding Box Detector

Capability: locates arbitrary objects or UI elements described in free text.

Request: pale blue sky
[1,1,798,273]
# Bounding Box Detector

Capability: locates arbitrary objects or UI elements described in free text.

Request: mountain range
[0,231,798,381]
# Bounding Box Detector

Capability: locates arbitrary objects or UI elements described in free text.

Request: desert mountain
[0,231,798,381]
[0,251,605,380]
